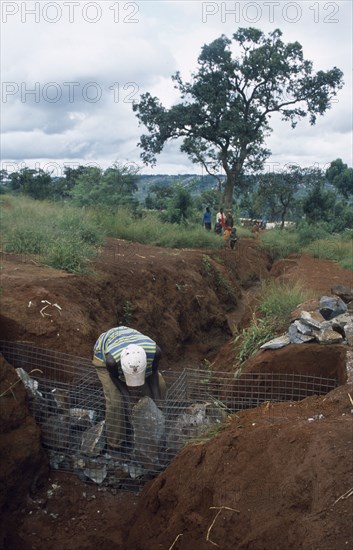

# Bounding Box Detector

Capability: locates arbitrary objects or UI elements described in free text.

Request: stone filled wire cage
[0,341,339,490]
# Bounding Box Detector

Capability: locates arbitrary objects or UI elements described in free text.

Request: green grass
[303,234,353,270]
[232,280,314,374]
[1,195,352,273]
[1,195,103,273]
[258,280,314,326]
[233,316,277,371]
[259,228,301,260]
[260,226,353,270]
[0,196,226,271]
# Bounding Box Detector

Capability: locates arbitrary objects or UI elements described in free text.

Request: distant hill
[136,174,224,200]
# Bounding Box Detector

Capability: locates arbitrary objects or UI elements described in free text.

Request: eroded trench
[0,244,351,492]
[0,337,347,491]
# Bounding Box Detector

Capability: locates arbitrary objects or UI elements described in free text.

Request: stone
[344,322,353,346]
[50,388,70,414]
[293,320,314,335]
[300,310,326,329]
[313,328,343,345]
[319,295,347,320]
[288,323,315,344]
[15,368,42,399]
[290,299,320,321]
[166,403,211,453]
[331,312,353,330]
[331,284,353,304]
[70,408,97,423]
[83,462,107,484]
[80,420,106,457]
[260,334,290,349]
[131,397,166,469]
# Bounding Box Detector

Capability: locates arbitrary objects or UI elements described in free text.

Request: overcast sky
[1,0,352,177]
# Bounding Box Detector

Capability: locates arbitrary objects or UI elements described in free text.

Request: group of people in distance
[202,207,238,249]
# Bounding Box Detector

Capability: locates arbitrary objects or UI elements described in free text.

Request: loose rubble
[261,290,353,350]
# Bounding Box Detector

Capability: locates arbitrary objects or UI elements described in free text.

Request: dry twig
[334,487,353,505]
[348,393,353,406]
[168,533,183,550]
[206,506,240,547]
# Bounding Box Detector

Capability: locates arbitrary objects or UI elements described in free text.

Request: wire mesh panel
[0,341,340,490]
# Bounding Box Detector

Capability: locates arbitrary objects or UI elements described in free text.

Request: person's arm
[146,346,162,401]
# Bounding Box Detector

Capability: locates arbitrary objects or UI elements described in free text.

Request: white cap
[120,344,147,387]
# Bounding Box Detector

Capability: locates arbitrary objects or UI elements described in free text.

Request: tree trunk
[222,175,235,209]
[280,206,287,229]
[221,149,247,209]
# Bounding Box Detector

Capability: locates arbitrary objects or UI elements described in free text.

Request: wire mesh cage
[0,341,339,490]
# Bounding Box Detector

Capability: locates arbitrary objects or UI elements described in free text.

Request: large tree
[8,168,53,200]
[133,28,343,209]
[70,163,139,207]
[326,159,353,199]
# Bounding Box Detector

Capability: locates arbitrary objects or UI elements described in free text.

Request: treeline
[1,159,352,231]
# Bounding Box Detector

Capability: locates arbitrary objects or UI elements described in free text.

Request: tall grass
[1,196,104,273]
[260,228,301,260]
[260,226,353,270]
[258,280,314,326]
[2,195,351,272]
[0,196,225,272]
[232,280,314,373]
[303,233,353,270]
[101,207,225,249]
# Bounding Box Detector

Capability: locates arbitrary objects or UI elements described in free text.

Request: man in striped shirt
[93,326,166,450]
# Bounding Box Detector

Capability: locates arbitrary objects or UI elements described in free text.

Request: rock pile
[261,286,353,350]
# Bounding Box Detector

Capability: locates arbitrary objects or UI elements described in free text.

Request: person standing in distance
[216,208,226,233]
[202,206,212,231]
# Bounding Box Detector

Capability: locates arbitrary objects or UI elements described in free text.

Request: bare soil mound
[0,238,352,550]
[124,383,353,550]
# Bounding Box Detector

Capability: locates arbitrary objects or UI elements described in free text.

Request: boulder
[313,327,343,345]
[331,284,353,303]
[319,295,347,320]
[131,397,166,469]
[80,420,106,457]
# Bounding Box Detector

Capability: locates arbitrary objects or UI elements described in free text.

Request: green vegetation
[122,300,135,325]
[233,316,277,372]
[1,194,351,273]
[233,281,315,373]
[258,280,314,325]
[202,254,237,299]
[133,27,343,208]
[303,232,353,270]
[0,196,103,273]
[260,225,352,270]
[0,195,227,272]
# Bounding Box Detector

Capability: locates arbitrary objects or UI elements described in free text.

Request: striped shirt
[93,326,156,381]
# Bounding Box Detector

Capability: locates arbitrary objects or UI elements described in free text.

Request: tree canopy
[70,163,139,207]
[326,159,353,198]
[133,27,344,209]
[256,165,303,228]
